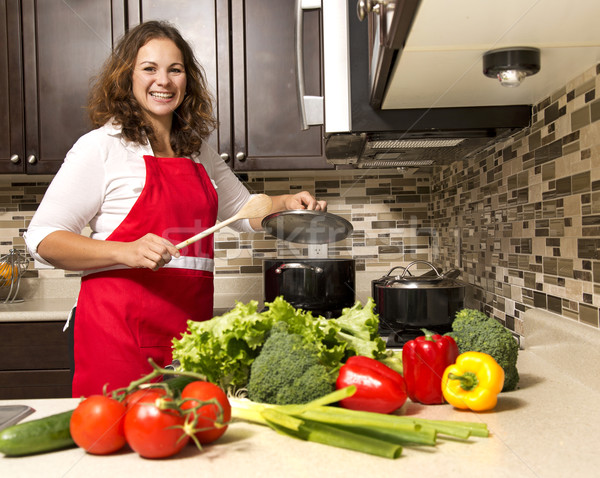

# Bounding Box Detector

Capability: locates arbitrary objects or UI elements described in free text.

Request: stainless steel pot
[263,258,355,315]
[372,261,465,336]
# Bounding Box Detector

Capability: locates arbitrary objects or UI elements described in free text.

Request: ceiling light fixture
[483,47,541,87]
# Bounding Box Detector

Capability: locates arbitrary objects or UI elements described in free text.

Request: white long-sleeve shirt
[24,122,254,267]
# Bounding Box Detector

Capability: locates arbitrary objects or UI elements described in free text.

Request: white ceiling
[382,0,600,109]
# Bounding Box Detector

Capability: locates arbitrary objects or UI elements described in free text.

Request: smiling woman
[23,20,326,399]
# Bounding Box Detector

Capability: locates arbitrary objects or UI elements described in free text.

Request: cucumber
[0,409,76,456]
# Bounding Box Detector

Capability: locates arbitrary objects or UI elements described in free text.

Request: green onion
[297,408,437,446]
[229,387,489,459]
[410,418,489,438]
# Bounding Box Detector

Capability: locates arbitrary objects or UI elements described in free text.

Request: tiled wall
[430,64,600,334]
[2,64,599,337]
[0,170,435,281]
[0,178,49,256]
[212,171,432,276]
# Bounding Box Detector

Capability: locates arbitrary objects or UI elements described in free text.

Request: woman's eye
[143,66,156,72]
[170,68,183,74]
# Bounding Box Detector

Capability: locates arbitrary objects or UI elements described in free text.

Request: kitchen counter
[0,300,228,324]
[0,298,75,323]
[1,309,600,478]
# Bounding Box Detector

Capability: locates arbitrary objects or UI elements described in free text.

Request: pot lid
[262,210,353,244]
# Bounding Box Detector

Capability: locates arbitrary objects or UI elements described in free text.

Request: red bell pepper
[402,329,459,405]
[336,355,407,414]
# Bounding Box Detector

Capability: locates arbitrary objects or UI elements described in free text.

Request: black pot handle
[275,263,324,274]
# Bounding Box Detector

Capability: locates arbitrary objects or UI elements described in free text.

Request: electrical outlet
[308,243,328,258]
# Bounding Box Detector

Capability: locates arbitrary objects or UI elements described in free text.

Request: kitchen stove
[260,303,345,320]
[307,308,345,319]
[380,322,453,348]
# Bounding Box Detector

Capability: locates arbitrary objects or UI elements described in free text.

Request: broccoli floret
[448,309,520,392]
[247,321,335,404]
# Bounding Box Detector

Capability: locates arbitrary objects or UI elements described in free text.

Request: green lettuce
[172,300,269,389]
[172,296,387,391]
[331,298,387,359]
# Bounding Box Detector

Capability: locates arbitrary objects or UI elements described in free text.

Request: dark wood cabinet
[0,321,71,399]
[1,0,24,173]
[0,0,123,174]
[229,0,330,171]
[129,0,331,171]
[1,0,329,174]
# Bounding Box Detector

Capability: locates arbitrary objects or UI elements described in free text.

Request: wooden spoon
[175,194,273,250]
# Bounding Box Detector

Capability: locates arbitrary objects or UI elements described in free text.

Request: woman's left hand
[284,191,327,211]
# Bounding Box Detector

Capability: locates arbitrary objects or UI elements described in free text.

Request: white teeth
[150,92,173,99]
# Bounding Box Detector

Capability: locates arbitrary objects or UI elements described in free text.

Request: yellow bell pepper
[441,351,505,412]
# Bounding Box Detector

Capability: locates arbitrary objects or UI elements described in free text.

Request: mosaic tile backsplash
[430,63,600,333]
[1,64,599,337]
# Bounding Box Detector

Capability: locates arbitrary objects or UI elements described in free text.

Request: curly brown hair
[88,20,217,156]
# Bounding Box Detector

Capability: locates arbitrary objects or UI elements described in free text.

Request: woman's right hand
[119,233,180,271]
[36,230,180,272]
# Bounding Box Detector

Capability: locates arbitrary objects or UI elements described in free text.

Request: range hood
[324,131,513,169]
[319,0,600,169]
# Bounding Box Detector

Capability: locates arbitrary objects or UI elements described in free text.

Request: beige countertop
[1,309,599,477]
[0,298,75,323]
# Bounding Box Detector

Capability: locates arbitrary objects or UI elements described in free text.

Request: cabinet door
[0,321,71,399]
[0,0,25,173]
[20,0,122,174]
[128,0,232,165]
[231,0,330,170]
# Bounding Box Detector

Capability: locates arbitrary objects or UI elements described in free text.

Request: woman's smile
[149,91,175,100]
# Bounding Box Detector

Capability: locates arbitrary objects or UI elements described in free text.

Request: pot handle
[384,265,411,278]
[400,260,441,279]
[275,263,324,274]
[442,268,461,280]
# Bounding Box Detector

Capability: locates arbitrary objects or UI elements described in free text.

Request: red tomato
[124,389,189,459]
[180,381,231,444]
[70,395,127,455]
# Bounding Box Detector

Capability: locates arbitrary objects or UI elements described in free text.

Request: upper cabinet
[131,0,331,171]
[229,0,329,171]
[0,0,330,174]
[0,0,123,174]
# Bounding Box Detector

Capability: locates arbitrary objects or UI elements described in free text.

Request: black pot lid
[262,210,353,244]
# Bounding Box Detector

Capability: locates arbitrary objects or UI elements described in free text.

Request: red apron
[72,155,218,397]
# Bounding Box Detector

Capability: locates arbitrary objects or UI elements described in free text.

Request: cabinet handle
[27,155,38,165]
[294,0,324,130]
[235,152,246,162]
[220,153,230,162]
[356,0,382,21]
[10,154,21,164]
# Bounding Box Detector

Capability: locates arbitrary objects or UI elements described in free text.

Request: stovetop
[380,324,453,348]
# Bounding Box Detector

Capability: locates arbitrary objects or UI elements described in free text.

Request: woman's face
[132,38,187,126]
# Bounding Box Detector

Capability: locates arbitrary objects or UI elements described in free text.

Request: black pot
[263,258,355,315]
[372,261,465,337]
